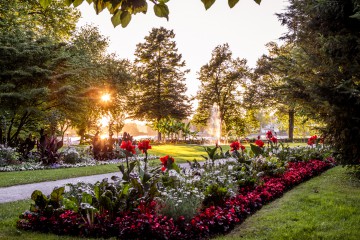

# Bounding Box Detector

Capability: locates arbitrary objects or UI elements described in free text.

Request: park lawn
[0,166,358,239]
[0,164,120,188]
[147,144,230,163]
[216,166,360,240]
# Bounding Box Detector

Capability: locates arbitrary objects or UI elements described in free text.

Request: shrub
[0,145,19,166]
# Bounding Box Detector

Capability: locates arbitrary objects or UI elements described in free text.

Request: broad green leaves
[38,0,263,28]
[228,0,239,9]
[39,0,52,8]
[154,3,169,20]
[202,0,262,10]
[201,0,216,10]
[111,10,132,28]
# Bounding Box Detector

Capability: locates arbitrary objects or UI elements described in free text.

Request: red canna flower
[120,140,136,154]
[230,141,240,151]
[307,135,318,145]
[255,139,264,147]
[271,136,278,143]
[266,130,273,139]
[159,155,174,171]
[138,139,152,153]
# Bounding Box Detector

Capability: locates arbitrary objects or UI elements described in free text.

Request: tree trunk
[288,109,295,142]
[157,131,162,142]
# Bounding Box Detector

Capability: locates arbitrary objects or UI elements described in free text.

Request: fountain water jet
[207,103,221,145]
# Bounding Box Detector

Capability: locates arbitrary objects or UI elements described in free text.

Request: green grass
[148,144,230,163]
[216,166,360,240]
[0,200,87,240]
[0,164,120,188]
[0,166,358,239]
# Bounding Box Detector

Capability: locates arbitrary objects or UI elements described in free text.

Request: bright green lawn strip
[148,144,227,163]
[216,166,360,240]
[0,164,120,188]
[0,200,89,240]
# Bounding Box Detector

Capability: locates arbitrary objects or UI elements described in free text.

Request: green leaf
[82,192,93,204]
[201,0,216,10]
[254,0,261,4]
[111,10,122,27]
[120,11,132,28]
[62,198,78,212]
[250,143,263,156]
[50,186,64,203]
[94,0,107,14]
[31,190,48,209]
[86,0,93,4]
[350,11,360,20]
[228,0,239,8]
[154,3,169,20]
[39,0,52,8]
[99,195,112,211]
[94,185,100,199]
[73,0,84,7]
[64,0,73,7]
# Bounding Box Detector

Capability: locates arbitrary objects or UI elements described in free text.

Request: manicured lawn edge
[216,166,360,240]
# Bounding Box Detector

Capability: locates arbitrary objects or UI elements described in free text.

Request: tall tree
[1,0,80,41]
[0,31,74,145]
[277,0,360,166]
[193,43,249,139]
[131,27,191,140]
[246,42,302,141]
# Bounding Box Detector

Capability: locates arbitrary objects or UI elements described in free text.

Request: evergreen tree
[277,0,360,166]
[193,43,249,139]
[131,27,191,140]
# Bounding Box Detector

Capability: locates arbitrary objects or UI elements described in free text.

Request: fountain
[207,103,221,145]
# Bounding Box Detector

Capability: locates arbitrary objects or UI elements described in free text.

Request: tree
[131,27,191,140]
[193,43,249,140]
[245,42,302,141]
[38,0,262,28]
[1,0,80,41]
[0,31,75,145]
[277,0,360,166]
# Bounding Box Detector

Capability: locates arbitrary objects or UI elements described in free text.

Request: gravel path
[0,172,122,203]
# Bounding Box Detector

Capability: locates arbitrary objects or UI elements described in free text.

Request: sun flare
[101,93,111,102]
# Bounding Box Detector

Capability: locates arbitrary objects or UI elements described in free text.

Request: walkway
[0,172,122,203]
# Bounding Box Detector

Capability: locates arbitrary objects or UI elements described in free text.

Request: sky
[77,0,289,97]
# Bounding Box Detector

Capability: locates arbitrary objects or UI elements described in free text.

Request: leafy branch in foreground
[38,0,262,28]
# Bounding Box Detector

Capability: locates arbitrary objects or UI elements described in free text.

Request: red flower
[271,136,278,143]
[120,140,136,154]
[230,141,240,151]
[138,139,152,153]
[307,135,317,145]
[159,155,174,171]
[230,141,245,151]
[255,139,264,147]
[266,130,273,139]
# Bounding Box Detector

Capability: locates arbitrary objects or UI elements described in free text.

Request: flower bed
[17,158,335,239]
